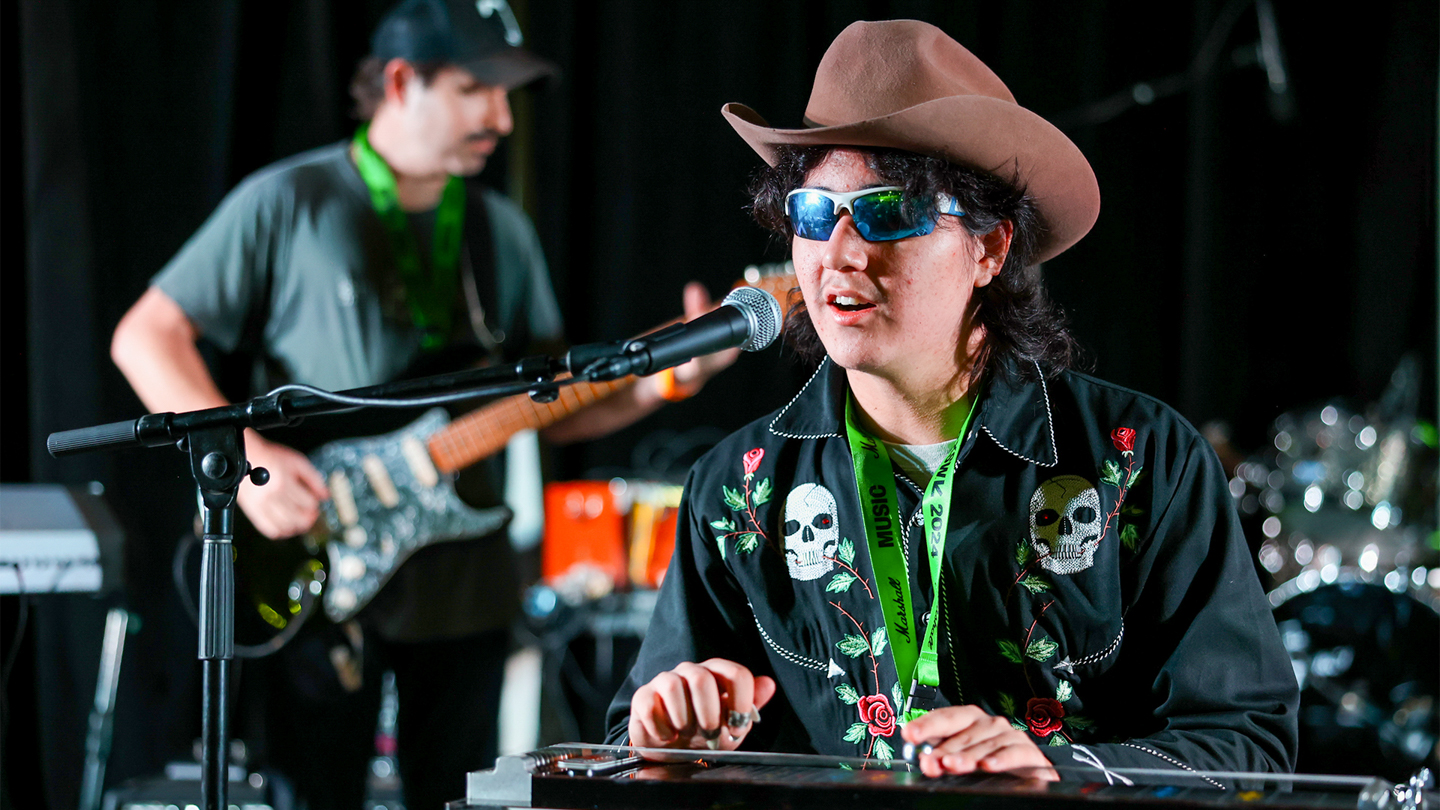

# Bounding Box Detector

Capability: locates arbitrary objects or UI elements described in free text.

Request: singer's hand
[901,706,1058,780]
[671,282,741,392]
[629,658,777,751]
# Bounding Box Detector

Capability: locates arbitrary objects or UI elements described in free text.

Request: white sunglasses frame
[783,186,964,217]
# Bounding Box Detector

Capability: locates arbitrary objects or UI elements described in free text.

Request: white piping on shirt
[1053,619,1124,674]
[979,359,1059,468]
[749,602,826,672]
[1119,743,1227,790]
[768,361,839,440]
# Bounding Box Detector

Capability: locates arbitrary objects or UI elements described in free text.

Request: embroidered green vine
[707,448,772,558]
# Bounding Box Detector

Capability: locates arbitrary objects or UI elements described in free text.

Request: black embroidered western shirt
[605,359,1299,783]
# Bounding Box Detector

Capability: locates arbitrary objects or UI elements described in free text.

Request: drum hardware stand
[78,607,133,810]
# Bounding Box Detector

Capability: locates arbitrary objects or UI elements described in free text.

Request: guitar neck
[427,376,635,474]
[427,261,797,476]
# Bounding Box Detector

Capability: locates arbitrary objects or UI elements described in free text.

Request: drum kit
[1228,357,1438,781]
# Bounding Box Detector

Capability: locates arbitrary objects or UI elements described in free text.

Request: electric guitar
[232,264,796,642]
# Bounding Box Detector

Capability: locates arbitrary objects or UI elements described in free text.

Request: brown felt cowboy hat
[723,20,1100,263]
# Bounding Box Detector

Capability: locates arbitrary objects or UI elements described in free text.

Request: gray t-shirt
[155,141,562,390]
[882,439,959,488]
[153,142,563,640]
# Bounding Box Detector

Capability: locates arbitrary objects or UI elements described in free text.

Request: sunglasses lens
[853,189,931,241]
[787,191,839,241]
[787,188,940,242]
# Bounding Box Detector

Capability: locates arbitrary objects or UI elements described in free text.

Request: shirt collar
[767,359,848,440]
[974,358,1059,467]
[768,357,1058,468]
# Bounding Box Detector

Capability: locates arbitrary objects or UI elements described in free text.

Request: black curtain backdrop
[4,1,1436,808]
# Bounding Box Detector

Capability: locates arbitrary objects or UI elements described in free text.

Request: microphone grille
[723,286,783,352]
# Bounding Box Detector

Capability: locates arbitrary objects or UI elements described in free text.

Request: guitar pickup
[330,472,360,527]
[361,455,401,509]
[401,436,440,489]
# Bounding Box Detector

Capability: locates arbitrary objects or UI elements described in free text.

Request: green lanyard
[352,125,466,351]
[844,389,977,716]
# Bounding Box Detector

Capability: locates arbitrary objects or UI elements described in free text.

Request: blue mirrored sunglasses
[785,186,965,242]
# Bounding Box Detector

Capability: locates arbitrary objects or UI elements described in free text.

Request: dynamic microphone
[569,286,782,381]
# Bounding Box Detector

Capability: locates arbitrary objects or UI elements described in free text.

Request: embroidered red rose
[856,694,896,737]
[1024,697,1066,737]
[742,448,765,476]
[1111,427,1136,455]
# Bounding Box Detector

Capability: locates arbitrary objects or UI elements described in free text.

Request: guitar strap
[454,182,511,510]
[459,180,506,363]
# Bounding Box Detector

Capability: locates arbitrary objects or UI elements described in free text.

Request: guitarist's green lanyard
[844,387,978,721]
[352,124,466,351]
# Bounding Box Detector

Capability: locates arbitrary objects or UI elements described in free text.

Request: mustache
[466,131,503,143]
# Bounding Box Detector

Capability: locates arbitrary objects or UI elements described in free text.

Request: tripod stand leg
[79,607,130,810]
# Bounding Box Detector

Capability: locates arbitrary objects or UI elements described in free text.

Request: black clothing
[606,359,1299,784]
[264,627,509,810]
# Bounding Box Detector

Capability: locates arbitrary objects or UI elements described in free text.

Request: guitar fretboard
[425,263,796,476]
[427,377,634,474]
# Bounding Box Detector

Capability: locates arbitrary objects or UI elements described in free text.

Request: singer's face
[790,149,997,388]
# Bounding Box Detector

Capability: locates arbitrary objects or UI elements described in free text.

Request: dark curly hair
[349,56,449,120]
[749,146,1084,384]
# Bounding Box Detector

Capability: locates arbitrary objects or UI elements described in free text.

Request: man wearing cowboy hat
[606,21,1298,783]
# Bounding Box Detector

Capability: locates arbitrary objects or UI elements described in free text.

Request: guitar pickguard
[310,408,510,622]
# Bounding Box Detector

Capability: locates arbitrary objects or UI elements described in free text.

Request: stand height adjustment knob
[200,452,229,479]
[248,466,270,486]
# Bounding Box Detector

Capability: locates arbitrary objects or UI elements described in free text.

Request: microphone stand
[48,354,584,810]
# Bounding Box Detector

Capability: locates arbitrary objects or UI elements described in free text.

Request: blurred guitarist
[109,1,735,807]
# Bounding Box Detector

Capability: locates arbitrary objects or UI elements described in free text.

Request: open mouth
[829,295,875,313]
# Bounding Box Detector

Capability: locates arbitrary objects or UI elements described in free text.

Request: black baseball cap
[371,0,559,90]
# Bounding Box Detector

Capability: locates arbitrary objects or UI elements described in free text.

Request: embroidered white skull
[1028,475,1103,575]
[783,483,839,580]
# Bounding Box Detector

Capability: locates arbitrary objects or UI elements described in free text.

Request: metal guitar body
[310,408,511,622]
